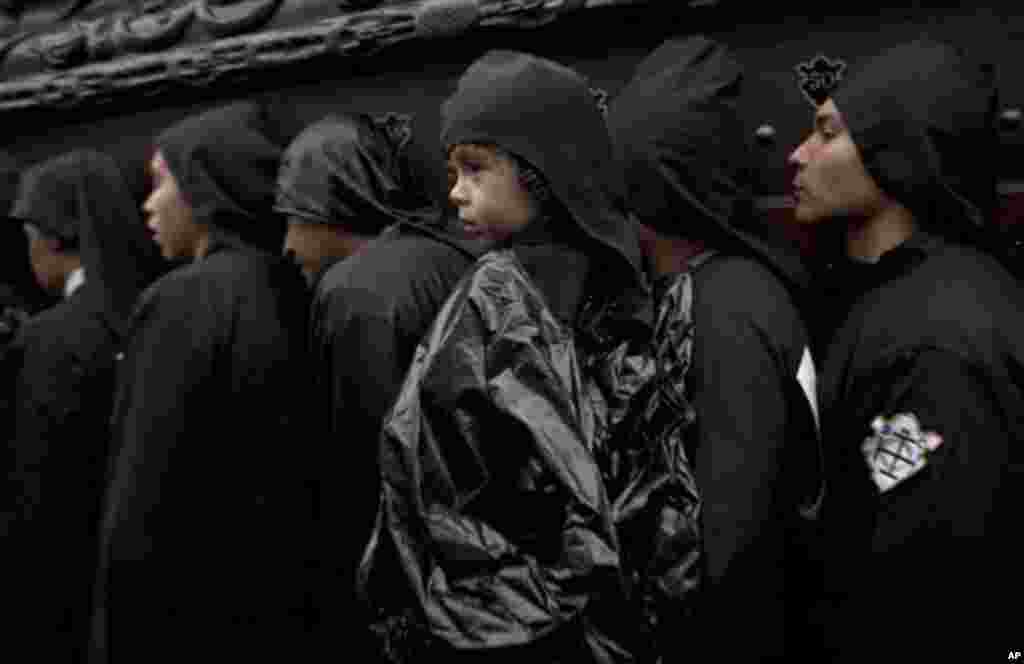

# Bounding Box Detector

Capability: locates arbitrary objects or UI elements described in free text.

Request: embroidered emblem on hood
[795,53,847,106]
[862,413,944,493]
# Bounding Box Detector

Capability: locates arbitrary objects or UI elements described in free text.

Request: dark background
[3,1,1023,304]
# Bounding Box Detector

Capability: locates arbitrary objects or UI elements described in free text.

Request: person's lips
[461,219,483,237]
[791,181,807,203]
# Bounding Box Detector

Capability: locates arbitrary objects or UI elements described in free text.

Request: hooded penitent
[607,36,826,661]
[832,38,999,243]
[156,101,288,253]
[3,150,165,662]
[91,103,315,663]
[358,51,668,663]
[607,35,809,293]
[275,112,435,233]
[11,151,165,334]
[813,40,1023,662]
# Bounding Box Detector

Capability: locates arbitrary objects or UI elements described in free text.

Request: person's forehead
[449,143,501,162]
[814,99,843,124]
[150,150,170,175]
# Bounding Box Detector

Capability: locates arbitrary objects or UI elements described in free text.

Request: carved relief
[0,0,676,114]
[195,0,282,39]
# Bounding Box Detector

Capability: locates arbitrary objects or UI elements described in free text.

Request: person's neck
[193,230,213,260]
[845,202,917,263]
[640,225,706,280]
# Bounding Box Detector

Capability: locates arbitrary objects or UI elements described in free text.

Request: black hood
[11,154,85,247]
[832,38,999,243]
[156,102,287,253]
[608,35,809,292]
[441,50,646,290]
[275,112,435,233]
[11,150,165,335]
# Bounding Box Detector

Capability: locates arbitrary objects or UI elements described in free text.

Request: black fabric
[308,218,478,657]
[607,34,810,294]
[359,249,618,663]
[90,113,316,662]
[832,38,999,244]
[440,49,646,292]
[156,102,288,253]
[816,234,1024,661]
[276,113,435,233]
[607,36,824,660]
[2,150,164,662]
[358,51,664,662]
[10,154,84,247]
[690,255,824,662]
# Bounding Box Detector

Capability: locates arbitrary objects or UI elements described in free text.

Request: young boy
[357,50,653,663]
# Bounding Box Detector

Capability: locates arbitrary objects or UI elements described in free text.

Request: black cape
[2,150,165,662]
[817,40,1024,661]
[300,112,482,652]
[608,36,825,661]
[90,103,315,663]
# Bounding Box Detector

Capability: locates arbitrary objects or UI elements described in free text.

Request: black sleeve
[830,348,1018,660]
[693,288,804,661]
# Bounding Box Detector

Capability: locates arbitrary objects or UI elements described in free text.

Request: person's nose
[789,135,814,170]
[449,176,469,208]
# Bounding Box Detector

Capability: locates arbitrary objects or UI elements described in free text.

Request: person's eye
[463,160,484,174]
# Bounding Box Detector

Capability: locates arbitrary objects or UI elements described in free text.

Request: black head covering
[1,151,45,312]
[10,155,84,248]
[10,150,165,335]
[156,102,287,253]
[608,35,809,290]
[275,112,435,233]
[832,38,999,242]
[441,50,645,290]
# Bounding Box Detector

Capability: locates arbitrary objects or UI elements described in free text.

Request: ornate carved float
[0,0,703,114]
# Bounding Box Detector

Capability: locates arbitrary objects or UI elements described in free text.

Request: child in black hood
[790,39,1023,661]
[357,51,655,663]
[3,150,165,662]
[91,102,316,663]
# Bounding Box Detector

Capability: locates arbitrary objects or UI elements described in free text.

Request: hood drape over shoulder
[9,150,164,336]
[276,112,435,233]
[2,150,164,662]
[156,102,287,253]
[608,35,809,292]
[441,49,646,292]
[832,38,999,243]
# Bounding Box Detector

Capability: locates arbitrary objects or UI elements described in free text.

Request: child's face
[447,144,538,248]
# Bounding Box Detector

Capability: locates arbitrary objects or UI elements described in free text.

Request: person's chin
[792,203,822,225]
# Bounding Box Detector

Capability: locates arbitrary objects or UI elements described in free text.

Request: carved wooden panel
[0,0,697,114]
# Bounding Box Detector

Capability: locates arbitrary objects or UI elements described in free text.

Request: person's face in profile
[789,99,887,225]
[143,151,205,261]
[447,143,538,250]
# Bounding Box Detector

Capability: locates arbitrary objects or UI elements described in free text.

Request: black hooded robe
[276,112,482,649]
[813,40,1024,661]
[607,36,826,662]
[2,151,165,662]
[309,219,478,648]
[90,103,316,663]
